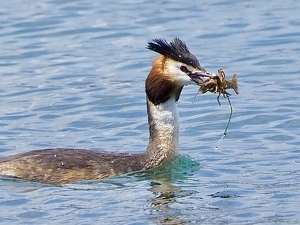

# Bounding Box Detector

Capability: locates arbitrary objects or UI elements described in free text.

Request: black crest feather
[147,38,203,70]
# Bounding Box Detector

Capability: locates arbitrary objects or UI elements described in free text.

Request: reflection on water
[139,155,199,224]
[149,181,187,225]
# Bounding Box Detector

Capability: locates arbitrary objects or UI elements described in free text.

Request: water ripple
[0,0,300,224]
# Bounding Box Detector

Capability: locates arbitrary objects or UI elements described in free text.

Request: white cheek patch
[164,60,193,85]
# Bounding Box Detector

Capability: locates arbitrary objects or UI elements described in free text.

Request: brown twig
[198,67,239,105]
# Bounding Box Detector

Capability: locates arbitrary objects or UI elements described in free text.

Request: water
[0,0,300,224]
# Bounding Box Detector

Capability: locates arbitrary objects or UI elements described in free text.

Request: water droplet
[215,134,225,150]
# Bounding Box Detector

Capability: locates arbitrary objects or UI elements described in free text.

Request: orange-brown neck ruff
[145,55,183,105]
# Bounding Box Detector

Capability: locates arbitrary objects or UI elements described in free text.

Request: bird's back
[0,148,144,184]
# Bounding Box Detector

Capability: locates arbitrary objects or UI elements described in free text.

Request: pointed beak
[187,70,216,85]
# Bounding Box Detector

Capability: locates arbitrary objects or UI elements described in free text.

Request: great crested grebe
[0,38,215,185]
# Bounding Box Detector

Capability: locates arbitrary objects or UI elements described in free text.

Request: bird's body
[0,148,144,184]
[0,38,214,185]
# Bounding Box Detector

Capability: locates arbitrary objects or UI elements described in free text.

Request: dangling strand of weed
[215,94,233,150]
[192,91,200,103]
[224,95,233,136]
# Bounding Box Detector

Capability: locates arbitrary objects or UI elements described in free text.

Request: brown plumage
[145,55,183,105]
[0,149,144,184]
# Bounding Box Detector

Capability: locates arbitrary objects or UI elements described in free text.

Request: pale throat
[145,97,179,166]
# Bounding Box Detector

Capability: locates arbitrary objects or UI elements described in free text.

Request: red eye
[180,66,188,73]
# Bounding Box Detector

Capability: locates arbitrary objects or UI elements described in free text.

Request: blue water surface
[0,0,300,224]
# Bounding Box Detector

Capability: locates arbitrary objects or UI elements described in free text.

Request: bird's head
[146,38,214,105]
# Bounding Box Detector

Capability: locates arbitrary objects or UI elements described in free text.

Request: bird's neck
[143,97,179,169]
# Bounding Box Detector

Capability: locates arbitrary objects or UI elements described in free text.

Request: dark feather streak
[147,38,204,70]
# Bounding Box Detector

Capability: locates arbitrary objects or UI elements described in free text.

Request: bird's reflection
[148,180,186,224]
[144,155,200,225]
